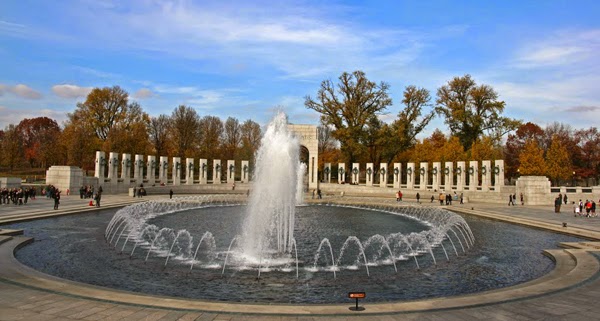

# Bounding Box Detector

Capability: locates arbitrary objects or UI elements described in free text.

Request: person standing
[169,189,174,199]
[317,189,322,199]
[508,194,513,206]
[396,191,400,202]
[416,192,420,204]
[460,192,464,204]
[520,193,524,205]
[399,191,403,202]
[564,194,568,205]
[95,191,102,207]
[133,187,137,198]
[554,196,561,213]
[53,190,60,210]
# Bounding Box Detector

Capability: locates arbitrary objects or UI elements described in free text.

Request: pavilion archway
[288,124,319,189]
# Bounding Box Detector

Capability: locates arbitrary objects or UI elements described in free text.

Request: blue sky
[0,0,598,135]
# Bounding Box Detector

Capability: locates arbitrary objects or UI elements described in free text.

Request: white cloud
[52,1,439,80]
[52,84,93,98]
[0,84,42,99]
[133,88,155,99]
[514,29,600,68]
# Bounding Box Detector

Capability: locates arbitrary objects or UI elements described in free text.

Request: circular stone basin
[8,203,584,304]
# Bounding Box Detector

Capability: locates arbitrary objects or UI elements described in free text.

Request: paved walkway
[1,193,600,320]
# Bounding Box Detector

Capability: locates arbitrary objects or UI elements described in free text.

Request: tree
[440,135,467,163]
[435,74,520,150]
[104,102,150,155]
[305,70,392,163]
[384,86,435,163]
[239,119,261,162]
[149,115,171,157]
[574,127,600,185]
[61,114,99,169]
[470,136,502,161]
[0,124,23,171]
[15,117,62,168]
[198,116,224,159]
[72,86,131,141]
[504,122,545,179]
[545,135,572,186]
[222,117,242,160]
[170,105,200,158]
[518,139,547,176]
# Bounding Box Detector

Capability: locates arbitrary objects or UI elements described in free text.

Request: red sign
[348,292,366,299]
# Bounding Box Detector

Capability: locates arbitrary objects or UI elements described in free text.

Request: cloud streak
[0,83,42,99]
[52,84,93,98]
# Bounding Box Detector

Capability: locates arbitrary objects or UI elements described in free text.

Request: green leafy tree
[435,74,521,150]
[519,139,547,176]
[305,70,392,163]
[545,135,572,185]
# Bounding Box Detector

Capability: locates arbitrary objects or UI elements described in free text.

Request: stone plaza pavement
[1,193,600,320]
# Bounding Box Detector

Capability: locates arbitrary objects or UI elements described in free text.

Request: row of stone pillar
[94,151,250,186]
[323,160,505,191]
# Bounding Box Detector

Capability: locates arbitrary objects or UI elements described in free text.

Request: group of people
[132,185,147,198]
[435,192,461,205]
[311,189,322,199]
[78,185,97,199]
[0,187,36,205]
[573,199,597,217]
[394,190,463,205]
[508,193,524,206]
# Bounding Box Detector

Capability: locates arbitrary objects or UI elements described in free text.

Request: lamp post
[572,171,576,187]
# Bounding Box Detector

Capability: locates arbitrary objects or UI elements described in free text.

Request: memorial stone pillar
[419,162,429,189]
[108,152,119,185]
[159,156,169,184]
[121,153,131,183]
[338,163,346,184]
[227,160,235,185]
[324,163,331,183]
[241,160,249,183]
[366,163,374,186]
[134,154,144,184]
[494,160,505,187]
[393,163,401,189]
[456,161,465,191]
[468,160,479,190]
[186,158,195,185]
[94,151,106,186]
[481,160,491,191]
[380,163,388,188]
[406,162,415,189]
[172,157,181,186]
[432,162,441,191]
[213,160,222,184]
[199,159,208,184]
[444,161,454,191]
[146,156,156,186]
[351,163,360,185]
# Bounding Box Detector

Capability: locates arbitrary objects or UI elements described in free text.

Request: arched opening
[299,145,310,193]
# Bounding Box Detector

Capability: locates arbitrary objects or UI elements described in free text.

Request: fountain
[5,111,587,304]
[104,111,475,279]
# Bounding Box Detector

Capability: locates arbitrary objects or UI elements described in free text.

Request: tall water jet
[241,111,300,260]
[295,162,307,205]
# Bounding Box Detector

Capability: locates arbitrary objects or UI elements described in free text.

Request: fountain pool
[7,203,585,303]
